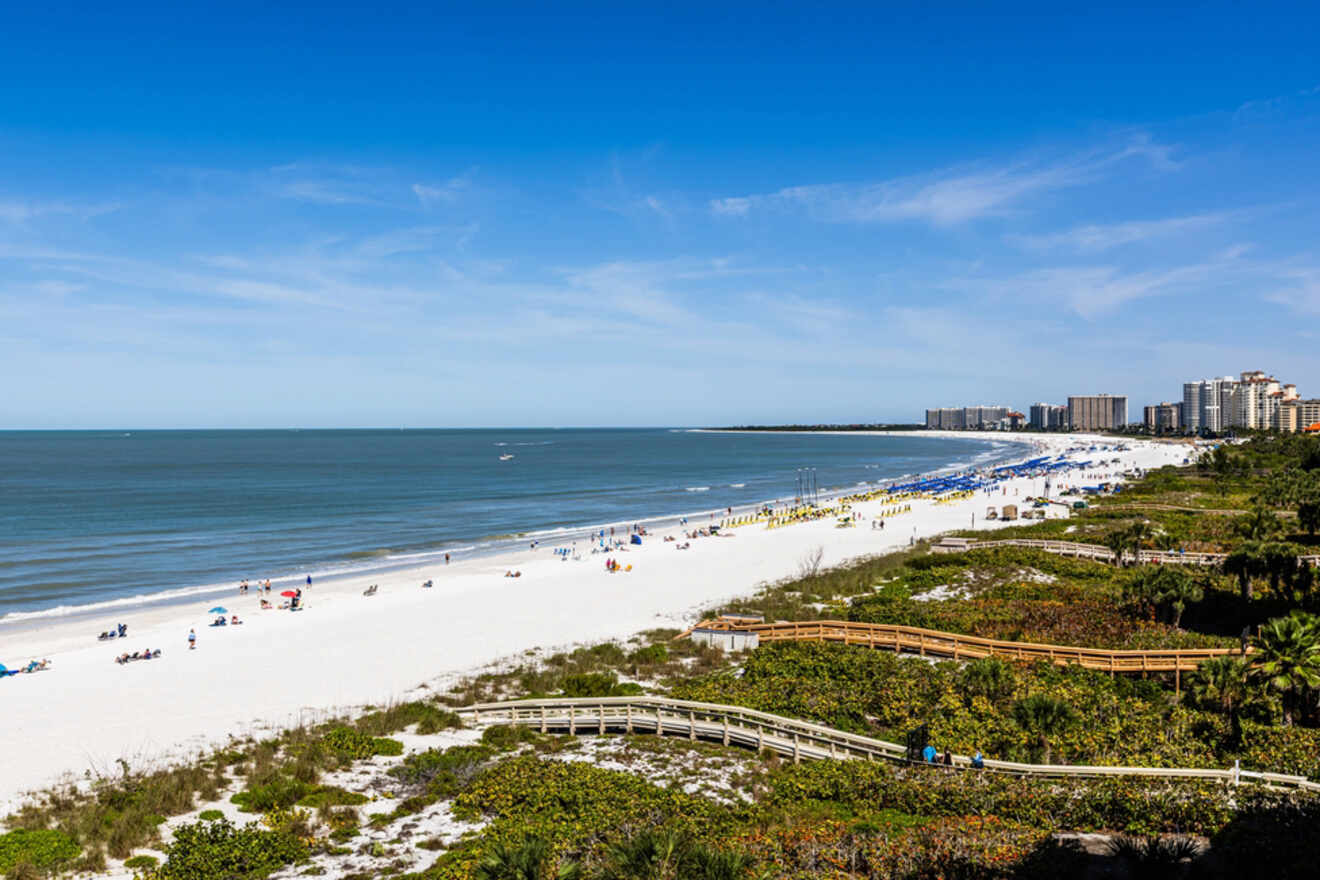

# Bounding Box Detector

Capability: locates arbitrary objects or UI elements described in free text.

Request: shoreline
[0,432,1187,814]
[0,433,1027,631]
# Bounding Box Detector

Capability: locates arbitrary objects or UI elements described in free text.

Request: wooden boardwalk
[463,696,1319,791]
[682,617,1241,682]
[932,536,1320,567]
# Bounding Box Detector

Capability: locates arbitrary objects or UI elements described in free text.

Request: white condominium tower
[1181,372,1301,432]
[1182,376,1235,432]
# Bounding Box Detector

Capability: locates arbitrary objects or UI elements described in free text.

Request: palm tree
[1103,529,1129,567]
[1012,694,1075,764]
[1126,567,1203,627]
[1159,568,1203,629]
[1235,505,1282,542]
[1125,521,1154,564]
[1187,656,1252,744]
[1252,613,1320,727]
[476,836,581,880]
[1223,541,1266,601]
[1299,500,1320,537]
[599,829,689,880]
[685,844,759,880]
[960,657,1015,704]
[1259,542,1303,599]
[599,831,759,880]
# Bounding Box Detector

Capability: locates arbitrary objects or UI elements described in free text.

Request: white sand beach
[0,432,1193,812]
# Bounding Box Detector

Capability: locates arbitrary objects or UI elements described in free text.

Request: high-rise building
[1181,382,1202,431]
[1028,403,1067,430]
[1181,376,1236,432]
[1144,402,1181,432]
[1281,399,1320,432]
[1231,371,1282,429]
[924,406,1010,429]
[1068,394,1128,431]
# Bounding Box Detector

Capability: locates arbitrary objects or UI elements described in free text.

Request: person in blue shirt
[971,747,985,769]
[921,743,937,763]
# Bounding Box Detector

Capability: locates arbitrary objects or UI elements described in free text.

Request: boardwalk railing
[932,536,1320,567]
[681,617,1243,676]
[462,696,1319,791]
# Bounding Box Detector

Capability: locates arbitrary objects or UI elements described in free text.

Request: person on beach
[445,553,450,564]
[306,574,312,588]
[187,629,196,650]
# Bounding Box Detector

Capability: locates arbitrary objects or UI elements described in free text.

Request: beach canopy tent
[280,590,297,597]
[630,534,642,545]
[208,606,227,614]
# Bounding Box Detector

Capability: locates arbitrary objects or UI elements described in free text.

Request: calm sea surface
[0,429,1021,621]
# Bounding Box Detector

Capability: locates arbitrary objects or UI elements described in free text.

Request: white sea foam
[685,486,710,492]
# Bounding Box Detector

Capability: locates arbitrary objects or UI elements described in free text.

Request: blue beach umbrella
[208,606,228,614]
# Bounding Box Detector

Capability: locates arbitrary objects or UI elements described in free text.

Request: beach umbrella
[280,590,297,597]
[208,606,227,614]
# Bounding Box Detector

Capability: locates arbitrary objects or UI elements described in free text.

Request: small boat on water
[499,453,515,461]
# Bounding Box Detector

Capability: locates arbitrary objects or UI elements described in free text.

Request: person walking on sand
[306,574,312,588]
[188,628,196,650]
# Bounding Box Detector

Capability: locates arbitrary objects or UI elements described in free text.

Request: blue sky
[2,2,1319,427]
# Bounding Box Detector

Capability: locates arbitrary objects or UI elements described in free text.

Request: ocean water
[0,429,1021,622]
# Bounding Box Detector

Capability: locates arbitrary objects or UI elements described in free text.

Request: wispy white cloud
[1233,84,1320,125]
[643,196,670,219]
[947,246,1320,319]
[1266,265,1320,315]
[1007,212,1231,253]
[0,199,120,224]
[708,137,1177,226]
[412,171,474,208]
[279,180,378,206]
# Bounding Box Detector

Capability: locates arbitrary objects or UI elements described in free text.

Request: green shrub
[322,727,375,759]
[627,644,669,666]
[197,810,223,821]
[320,727,403,760]
[560,672,618,697]
[0,829,80,875]
[153,817,306,880]
[123,854,159,869]
[390,744,495,797]
[371,737,404,757]
[231,775,314,813]
[766,760,1259,835]
[353,702,462,736]
[480,725,539,751]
